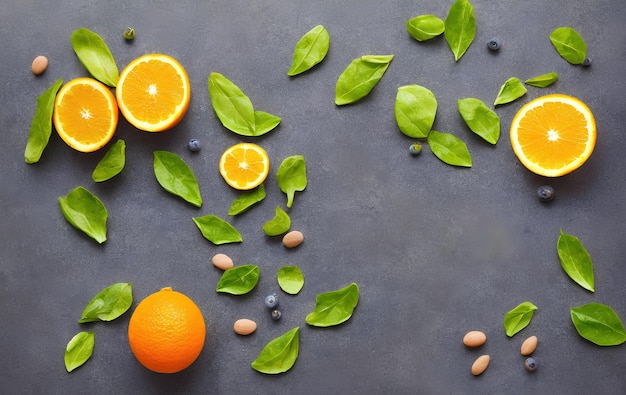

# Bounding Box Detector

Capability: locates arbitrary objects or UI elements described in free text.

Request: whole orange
[128,287,206,373]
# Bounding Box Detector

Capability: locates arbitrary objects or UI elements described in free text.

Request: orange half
[219,143,270,190]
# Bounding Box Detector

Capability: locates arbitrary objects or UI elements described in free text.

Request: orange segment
[53,78,118,152]
[116,54,190,132]
[510,94,596,177]
[219,143,270,190]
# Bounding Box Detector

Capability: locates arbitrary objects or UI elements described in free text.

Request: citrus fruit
[52,77,118,152]
[116,54,190,132]
[510,94,596,177]
[128,287,205,374]
[219,142,270,190]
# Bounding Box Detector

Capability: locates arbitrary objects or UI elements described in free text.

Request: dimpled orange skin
[128,287,205,374]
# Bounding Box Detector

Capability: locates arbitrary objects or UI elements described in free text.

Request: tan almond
[233,318,257,335]
[520,335,538,356]
[212,253,234,270]
[463,330,487,347]
[471,355,490,376]
[31,55,48,75]
[282,230,304,248]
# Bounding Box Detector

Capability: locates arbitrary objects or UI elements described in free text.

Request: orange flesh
[222,147,267,188]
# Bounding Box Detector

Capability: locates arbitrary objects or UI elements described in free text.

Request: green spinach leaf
[251,327,300,374]
[79,283,132,323]
[503,302,538,337]
[193,214,243,245]
[395,84,437,139]
[525,72,559,88]
[444,0,476,61]
[92,139,125,182]
[458,98,500,144]
[427,131,472,167]
[288,25,330,76]
[59,186,107,244]
[277,266,304,295]
[335,55,394,105]
[276,155,307,208]
[557,230,594,292]
[494,77,527,106]
[216,264,260,295]
[406,15,445,42]
[254,110,282,136]
[571,303,626,346]
[64,331,95,372]
[263,206,291,236]
[306,283,359,327]
[24,78,63,164]
[229,184,266,216]
[70,28,118,87]
[550,27,587,65]
[153,150,202,207]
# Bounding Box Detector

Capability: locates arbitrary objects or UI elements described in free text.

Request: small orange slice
[116,54,190,132]
[510,94,596,177]
[53,77,118,153]
[219,143,270,190]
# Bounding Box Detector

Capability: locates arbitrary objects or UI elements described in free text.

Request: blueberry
[537,185,555,202]
[271,309,282,321]
[487,37,501,51]
[409,143,422,155]
[188,139,201,152]
[582,57,592,67]
[264,294,279,309]
[524,357,538,372]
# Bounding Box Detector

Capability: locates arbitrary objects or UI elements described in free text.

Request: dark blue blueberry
[524,357,538,372]
[264,294,279,309]
[487,38,501,51]
[271,309,282,321]
[409,143,422,155]
[582,57,592,67]
[188,138,201,152]
[537,185,555,202]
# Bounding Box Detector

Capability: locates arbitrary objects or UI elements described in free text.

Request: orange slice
[219,143,270,190]
[53,77,118,153]
[116,54,190,132]
[510,94,596,177]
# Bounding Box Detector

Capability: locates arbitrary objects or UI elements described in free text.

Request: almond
[520,335,538,356]
[233,318,257,335]
[471,355,490,376]
[282,230,304,248]
[212,253,234,270]
[31,55,48,75]
[463,330,487,347]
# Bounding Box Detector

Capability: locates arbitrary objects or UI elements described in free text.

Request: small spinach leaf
[70,28,118,87]
[216,264,260,295]
[288,25,330,76]
[251,327,300,374]
[92,139,125,182]
[263,206,291,236]
[306,283,359,327]
[153,151,202,207]
[64,331,95,372]
[335,55,394,105]
[395,84,437,139]
[503,302,538,337]
[229,184,266,216]
[550,27,587,65]
[254,110,282,136]
[571,303,626,346]
[277,266,304,295]
[193,214,243,245]
[525,72,559,88]
[406,15,445,42]
[444,0,476,61]
[276,155,307,208]
[458,98,500,144]
[494,77,527,106]
[59,186,107,244]
[24,78,63,164]
[557,230,594,292]
[79,283,132,323]
[427,131,472,167]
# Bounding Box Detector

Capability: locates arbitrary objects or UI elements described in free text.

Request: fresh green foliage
[251,327,300,374]
[277,266,304,295]
[207,72,281,136]
[557,230,594,292]
[92,139,125,182]
[494,77,527,106]
[193,215,243,245]
[570,303,626,346]
[58,186,108,244]
[525,72,559,88]
[216,264,260,295]
[288,25,330,76]
[335,55,394,105]
[406,15,445,41]
[395,85,437,139]
[228,184,266,216]
[550,27,587,65]
[263,206,291,236]
[153,151,202,207]
[79,283,132,323]
[444,0,476,61]
[70,28,118,87]
[64,331,94,372]
[427,131,472,167]
[458,98,500,144]
[503,302,538,337]
[24,79,63,164]
[306,283,359,327]
[276,155,307,208]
